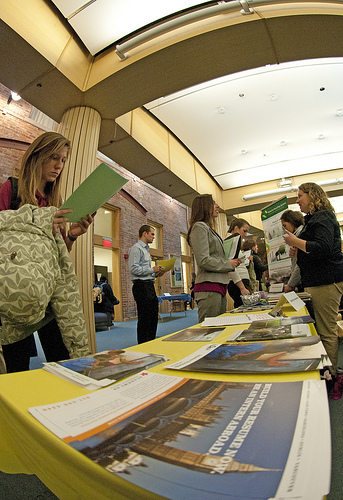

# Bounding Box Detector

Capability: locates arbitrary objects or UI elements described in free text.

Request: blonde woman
[0,132,94,372]
[284,182,343,377]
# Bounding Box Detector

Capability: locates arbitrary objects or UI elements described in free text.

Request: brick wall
[0,83,189,320]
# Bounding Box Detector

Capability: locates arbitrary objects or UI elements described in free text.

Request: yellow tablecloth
[0,305,321,500]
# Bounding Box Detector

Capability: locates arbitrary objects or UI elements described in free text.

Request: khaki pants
[305,281,343,374]
[195,291,227,323]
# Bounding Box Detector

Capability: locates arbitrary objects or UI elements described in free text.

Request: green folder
[60,163,128,222]
[223,233,241,259]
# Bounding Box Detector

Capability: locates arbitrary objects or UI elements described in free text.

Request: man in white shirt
[128,225,165,344]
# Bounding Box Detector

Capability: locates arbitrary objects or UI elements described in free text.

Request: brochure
[28,372,330,500]
[226,316,314,342]
[229,304,272,313]
[43,350,167,390]
[156,258,176,272]
[201,313,273,327]
[162,327,225,342]
[223,233,241,259]
[60,162,128,222]
[166,336,328,374]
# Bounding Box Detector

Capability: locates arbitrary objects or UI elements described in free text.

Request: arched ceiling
[2,0,343,227]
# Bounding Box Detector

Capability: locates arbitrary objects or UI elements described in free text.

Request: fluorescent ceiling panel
[52,0,210,54]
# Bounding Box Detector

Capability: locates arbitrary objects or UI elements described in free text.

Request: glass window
[180,233,190,256]
[94,207,113,239]
[147,220,162,251]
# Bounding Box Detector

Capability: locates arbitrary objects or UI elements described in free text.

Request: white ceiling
[145,58,343,191]
[50,1,343,213]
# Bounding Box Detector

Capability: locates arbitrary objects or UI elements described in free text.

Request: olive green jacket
[0,205,89,358]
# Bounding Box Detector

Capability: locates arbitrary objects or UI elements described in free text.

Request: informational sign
[261,196,292,284]
[169,254,182,287]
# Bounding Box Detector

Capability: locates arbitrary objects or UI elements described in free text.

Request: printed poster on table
[28,372,330,500]
[261,196,292,285]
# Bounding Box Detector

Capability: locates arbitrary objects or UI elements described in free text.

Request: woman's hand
[289,247,297,258]
[283,228,297,246]
[229,258,241,269]
[68,211,96,239]
[283,229,307,253]
[53,209,72,234]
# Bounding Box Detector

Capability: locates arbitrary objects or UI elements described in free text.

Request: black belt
[133,279,154,283]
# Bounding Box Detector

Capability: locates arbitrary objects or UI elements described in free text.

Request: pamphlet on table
[28,371,330,500]
[201,313,272,327]
[162,327,225,342]
[166,336,329,374]
[226,316,314,342]
[43,349,167,390]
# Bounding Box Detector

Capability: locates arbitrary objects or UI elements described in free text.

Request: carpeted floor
[1,309,343,500]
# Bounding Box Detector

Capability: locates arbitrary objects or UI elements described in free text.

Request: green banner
[261,197,289,221]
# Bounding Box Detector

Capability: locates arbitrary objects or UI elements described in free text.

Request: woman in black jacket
[284,182,343,376]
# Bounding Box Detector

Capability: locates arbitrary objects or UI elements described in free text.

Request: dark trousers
[132,280,159,344]
[2,318,70,373]
[228,279,250,308]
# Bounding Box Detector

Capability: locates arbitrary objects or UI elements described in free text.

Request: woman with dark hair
[281,209,304,293]
[227,218,251,307]
[187,194,240,322]
[284,182,343,377]
[0,131,94,372]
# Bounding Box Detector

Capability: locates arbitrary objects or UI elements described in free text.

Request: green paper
[60,163,128,222]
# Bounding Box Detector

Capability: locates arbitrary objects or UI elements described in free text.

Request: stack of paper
[43,350,167,390]
[166,336,329,374]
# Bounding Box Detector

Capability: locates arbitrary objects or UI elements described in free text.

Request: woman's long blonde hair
[298,182,334,214]
[18,132,71,207]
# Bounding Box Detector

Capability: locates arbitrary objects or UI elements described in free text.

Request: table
[157,294,191,317]
[0,305,325,500]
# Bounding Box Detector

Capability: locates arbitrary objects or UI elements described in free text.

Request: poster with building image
[29,372,330,500]
[170,254,183,287]
[261,197,292,285]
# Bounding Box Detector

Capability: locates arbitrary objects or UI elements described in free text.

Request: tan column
[58,106,101,353]
[217,212,228,240]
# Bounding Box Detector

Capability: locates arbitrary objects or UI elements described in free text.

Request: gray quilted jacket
[0,205,90,358]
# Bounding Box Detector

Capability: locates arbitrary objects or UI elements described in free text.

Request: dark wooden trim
[0,138,30,151]
[118,188,147,215]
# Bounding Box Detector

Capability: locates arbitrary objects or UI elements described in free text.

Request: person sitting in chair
[94,276,119,326]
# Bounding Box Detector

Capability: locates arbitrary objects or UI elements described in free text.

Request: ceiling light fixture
[337,109,343,116]
[115,0,253,60]
[242,178,343,201]
[277,178,292,188]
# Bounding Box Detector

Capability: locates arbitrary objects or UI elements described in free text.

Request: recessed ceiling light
[269,94,277,101]
[319,87,326,91]
[280,140,287,146]
[241,149,247,155]
[318,134,324,139]
[337,109,343,116]
[10,91,21,101]
[239,93,245,98]
[217,107,226,114]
